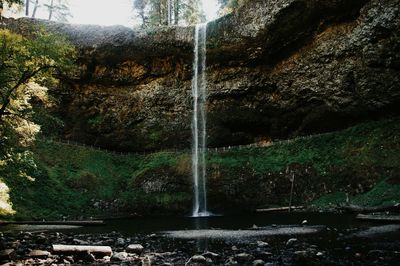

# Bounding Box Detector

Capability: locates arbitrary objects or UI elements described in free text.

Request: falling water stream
[192,23,209,217]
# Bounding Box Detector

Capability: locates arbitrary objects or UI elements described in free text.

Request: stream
[1,212,400,265]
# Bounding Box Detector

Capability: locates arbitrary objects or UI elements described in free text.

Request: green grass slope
[1,117,399,220]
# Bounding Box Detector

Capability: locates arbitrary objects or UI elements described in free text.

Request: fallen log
[0,220,105,226]
[255,206,304,213]
[52,245,112,256]
[337,203,400,213]
[356,214,400,223]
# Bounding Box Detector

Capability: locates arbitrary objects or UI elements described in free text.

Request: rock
[293,250,311,265]
[301,220,308,225]
[111,252,128,262]
[225,257,239,265]
[79,251,96,262]
[190,255,207,263]
[73,239,90,245]
[316,251,324,257]
[116,238,126,246]
[35,234,47,244]
[126,244,144,254]
[255,251,273,260]
[0,249,15,260]
[6,0,397,155]
[234,253,253,263]
[252,259,265,266]
[202,251,220,258]
[28,250,50,258]
[286,238,298,247]
[256,241,269,248]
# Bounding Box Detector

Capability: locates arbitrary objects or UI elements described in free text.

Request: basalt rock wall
[9,0,400,151]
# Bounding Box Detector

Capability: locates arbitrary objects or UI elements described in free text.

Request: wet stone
[190,255,207,263]
[286,238,298,247]
[257,240,269,248]
[0,249,15,260]
[234,253,253,263]
[253,259,265,266]
[28,250,50,258]
[126,244,144,254]
[111,251,128,261]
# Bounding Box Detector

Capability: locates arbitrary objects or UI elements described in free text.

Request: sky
[4,0,220,27]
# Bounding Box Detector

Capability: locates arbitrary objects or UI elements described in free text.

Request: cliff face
[16,0,400,151]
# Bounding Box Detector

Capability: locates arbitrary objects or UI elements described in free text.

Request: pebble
[126,244,144,254]
[111,251,128,261]
[28,250,50,258]
[0,249,15,260]
[252,259,265,266]
[202,251,220,258]
[234,253,253,263]
[190,254,207,263]
[286,238,298,247]
[256,240,269,247]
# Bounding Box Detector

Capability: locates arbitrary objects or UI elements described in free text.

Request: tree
[44,0,71,22]
[0,28,76,190]
[181,0,205,25]
[218,0,246,15]
[25,0,29,16]
[134,0,149,26]
[137,0,204,27]
[0,28,76,122]
[0,0,23,17]
[31,0,39,18]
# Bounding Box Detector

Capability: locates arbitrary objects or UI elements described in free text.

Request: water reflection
[193,216,209,252]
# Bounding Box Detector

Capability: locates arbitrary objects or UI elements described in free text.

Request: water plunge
[192,23,209,217]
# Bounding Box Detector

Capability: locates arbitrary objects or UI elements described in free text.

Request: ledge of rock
[3,0,399,151]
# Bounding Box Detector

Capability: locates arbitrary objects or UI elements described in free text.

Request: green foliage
[218,0,247,15]
[1,118,399,219]
[0,27,77,219]
[135,0,205,27]
[88,115,103,126]
[0,0,23,9]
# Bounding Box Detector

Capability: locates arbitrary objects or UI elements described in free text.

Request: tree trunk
[25,0,30,16]
[32,0,39,18]
[174,0,179,25]
[0,98,10,122]
[48,0,54,20]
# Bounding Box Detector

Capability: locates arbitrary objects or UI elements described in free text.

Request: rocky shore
[1,222,399,265]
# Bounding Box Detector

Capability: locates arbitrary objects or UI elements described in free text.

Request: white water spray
[192,23,209,217]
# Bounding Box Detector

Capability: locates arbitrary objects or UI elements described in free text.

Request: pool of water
[0,212,371,235]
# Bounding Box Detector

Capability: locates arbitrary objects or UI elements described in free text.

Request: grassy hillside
[1,117,399,220]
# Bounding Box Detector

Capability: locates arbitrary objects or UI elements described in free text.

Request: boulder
[126,244,144,254]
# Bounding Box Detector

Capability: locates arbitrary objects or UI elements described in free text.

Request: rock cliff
[7,0,400,151]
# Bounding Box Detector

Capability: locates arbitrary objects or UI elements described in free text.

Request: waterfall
[192,23,209,217]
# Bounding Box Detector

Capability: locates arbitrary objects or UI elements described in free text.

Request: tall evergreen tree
[133,0,204,27]
[134,0,149,26]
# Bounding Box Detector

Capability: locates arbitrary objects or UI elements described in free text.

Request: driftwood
[356,214,400,222]
[52,245,112,256]
[337,203,400,213]
[0,220,105,226]
[255,206,304,213]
